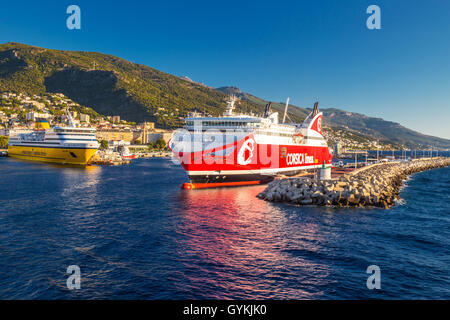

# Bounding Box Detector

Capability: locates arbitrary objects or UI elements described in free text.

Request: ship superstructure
[170,96,332,189]
[8,116,99,165]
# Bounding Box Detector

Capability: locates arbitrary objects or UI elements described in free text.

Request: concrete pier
[257,158,450,209]
[89,151,131,165]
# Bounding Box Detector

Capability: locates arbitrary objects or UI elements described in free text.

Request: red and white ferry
[118,145,136,160]
[169,96,332,189]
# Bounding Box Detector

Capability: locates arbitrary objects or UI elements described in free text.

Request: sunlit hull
[7,145,98,165]
[121,154,136,160]
[173,134,332,189]
[171,98,332,189]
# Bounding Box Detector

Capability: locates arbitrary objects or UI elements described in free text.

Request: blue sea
[0,155,449,299]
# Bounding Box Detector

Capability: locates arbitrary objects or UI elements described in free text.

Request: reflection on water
[172,186,333,299]
[60,165,102,211]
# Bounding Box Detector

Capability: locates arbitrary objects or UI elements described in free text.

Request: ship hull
[184,173,274,189]
[171,99,332,189]
[7,145,98,165]
[172,133,332,189]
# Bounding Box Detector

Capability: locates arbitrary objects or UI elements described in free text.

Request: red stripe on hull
[177,141,332,173]
[172,133,333,189]
[182,180,262,189]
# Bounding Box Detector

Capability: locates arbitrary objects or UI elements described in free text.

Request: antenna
[66,109,75,127]
[282,97,290,123]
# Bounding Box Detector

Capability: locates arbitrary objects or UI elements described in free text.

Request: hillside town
[0,92,173,150]
[322,127,401,154]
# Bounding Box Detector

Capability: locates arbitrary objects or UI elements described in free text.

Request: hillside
[0,42,266,128]
[216,86,310,122]
[1,42,449,149]
[217,87,450,149]
[320,109,450,149]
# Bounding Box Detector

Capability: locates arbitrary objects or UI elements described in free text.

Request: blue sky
[0,0,449,138]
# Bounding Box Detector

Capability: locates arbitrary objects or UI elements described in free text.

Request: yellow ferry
[7,117,99,165]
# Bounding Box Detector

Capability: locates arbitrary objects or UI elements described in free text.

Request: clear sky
[0,0,449,138]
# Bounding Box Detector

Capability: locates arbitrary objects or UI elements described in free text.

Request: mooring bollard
[319,160,332,180]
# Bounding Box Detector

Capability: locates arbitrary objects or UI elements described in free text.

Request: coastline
[257,157,450,208]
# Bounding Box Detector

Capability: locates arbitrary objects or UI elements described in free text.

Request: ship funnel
[300,101,323,135]
[263,102,272,118]
[312,102,319,116]
[35,118,50,130]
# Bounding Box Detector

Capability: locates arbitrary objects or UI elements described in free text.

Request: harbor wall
[257,158,450,209]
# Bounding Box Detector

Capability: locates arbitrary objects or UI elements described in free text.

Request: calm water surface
[0,157,449,299]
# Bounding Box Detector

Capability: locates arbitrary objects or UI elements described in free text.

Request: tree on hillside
[0,136,8,148]
[154,138,166,150]
[100,140,109,150]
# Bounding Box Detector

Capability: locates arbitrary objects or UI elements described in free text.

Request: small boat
[118,145,136,160]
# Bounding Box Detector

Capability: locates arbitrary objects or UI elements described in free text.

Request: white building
[0,116,7,123]
[79,114,90,123]
[2,92,16,99]
[30,101,45,110]
[26,112,52,121]
[147,132,173,144]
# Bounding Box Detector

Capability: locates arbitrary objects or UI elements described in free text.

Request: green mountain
[319,109,450,149]
[216,87,450,149]
[216,86,310,122]
[0,42,265,127]
[1,42,449,149]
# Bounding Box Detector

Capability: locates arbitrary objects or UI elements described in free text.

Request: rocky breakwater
[257,158,450,209]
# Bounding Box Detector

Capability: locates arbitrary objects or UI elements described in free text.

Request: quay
[136,151,172,158]
[257,158,450,209]
[88,151,131,166]
[88,150,172,165]
[0,149,172,163]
